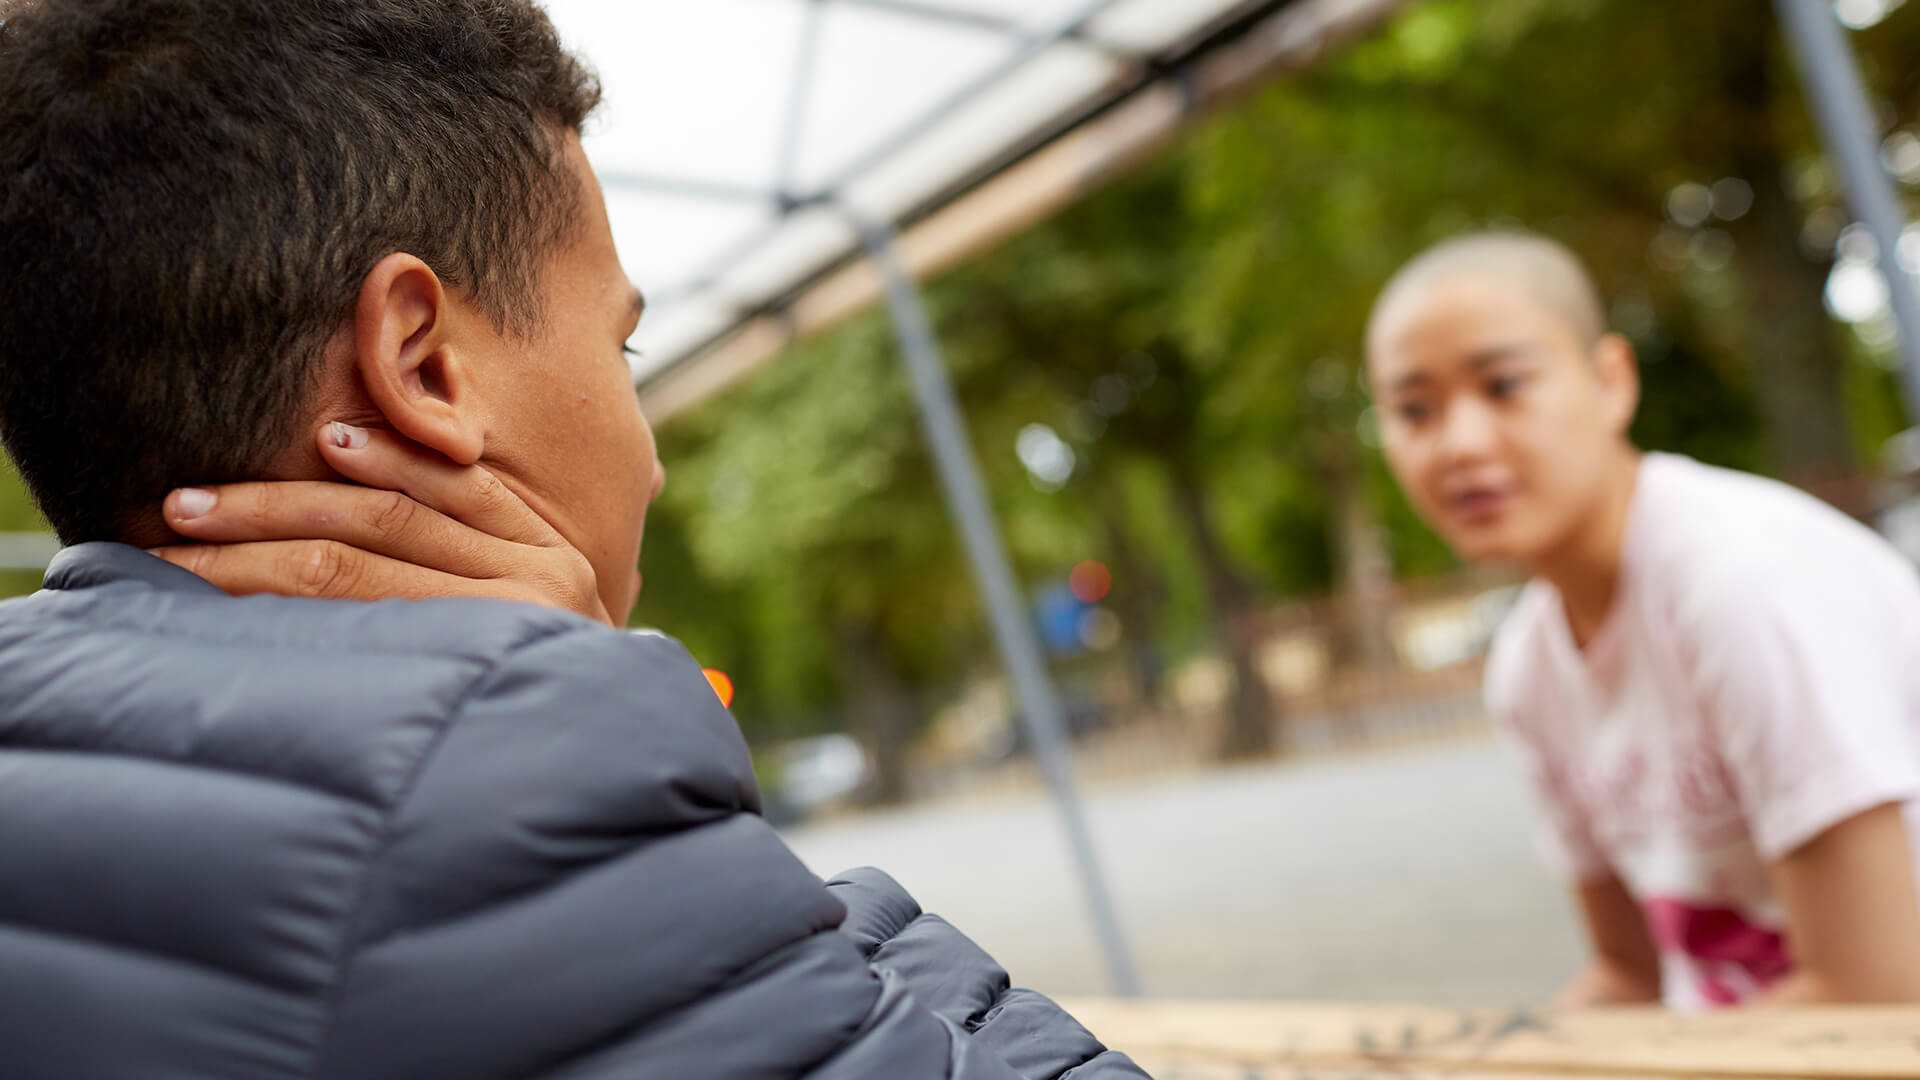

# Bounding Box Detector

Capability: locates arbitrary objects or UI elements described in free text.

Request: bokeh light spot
[1070,560,1113,604]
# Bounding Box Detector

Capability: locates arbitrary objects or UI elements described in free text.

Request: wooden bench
[1062,1000,1920,1078]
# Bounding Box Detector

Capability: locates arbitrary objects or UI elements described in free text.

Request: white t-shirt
[1486,453,1920,1009]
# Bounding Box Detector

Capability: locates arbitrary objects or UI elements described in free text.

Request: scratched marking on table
[1149,1008,1568,1080]
[1152,1060,1466,1068]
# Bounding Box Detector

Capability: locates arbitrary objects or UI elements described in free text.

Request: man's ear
[1593,332,1642,439]
[351,253,484,465]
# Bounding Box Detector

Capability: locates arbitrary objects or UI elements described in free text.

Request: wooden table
[1062,1000,1920,1079]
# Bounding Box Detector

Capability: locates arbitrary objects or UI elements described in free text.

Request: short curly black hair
[0,0,602,541]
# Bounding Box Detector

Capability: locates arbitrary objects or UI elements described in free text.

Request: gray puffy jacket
[0,543,1147,1080]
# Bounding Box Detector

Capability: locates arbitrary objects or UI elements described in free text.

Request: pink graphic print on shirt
[1643,898,1793,1005]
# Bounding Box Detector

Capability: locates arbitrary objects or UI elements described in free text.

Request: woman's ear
[350,253,484,465]
[1593,332,1642,439]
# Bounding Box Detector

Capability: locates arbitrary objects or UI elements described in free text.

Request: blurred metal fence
[0,532,57,573]
[902,571,1519,804]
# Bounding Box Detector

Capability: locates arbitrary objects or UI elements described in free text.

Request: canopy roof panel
[542,0,1263,383]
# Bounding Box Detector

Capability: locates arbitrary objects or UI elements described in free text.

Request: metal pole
[774,0,824,202]
[0,532,58,573]
[855,216,1142,997]
[1777,0,1920,418]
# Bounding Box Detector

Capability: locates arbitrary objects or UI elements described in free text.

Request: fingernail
[172,488,216,520]
[327,422,368,450]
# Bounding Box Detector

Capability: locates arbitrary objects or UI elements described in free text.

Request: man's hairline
[421,121,597,344]
[299,121,597,436]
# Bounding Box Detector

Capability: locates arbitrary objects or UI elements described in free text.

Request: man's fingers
[315,423,558,547]
[148,541,550,607]
[148,425,614,625]
[163,481,505,581]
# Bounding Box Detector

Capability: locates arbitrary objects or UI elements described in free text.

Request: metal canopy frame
[603,0,1140,320]
[610,0,1306,368]
[600,0,1138,213]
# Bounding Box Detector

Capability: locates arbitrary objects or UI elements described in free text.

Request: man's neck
[116,507,180,551]
[1535,448,1644,649]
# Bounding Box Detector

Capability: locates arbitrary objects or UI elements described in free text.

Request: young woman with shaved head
[1369,231,1920,1009]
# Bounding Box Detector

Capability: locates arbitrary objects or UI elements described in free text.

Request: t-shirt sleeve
[1485,613,1611,883]
[1684,561,1920,861]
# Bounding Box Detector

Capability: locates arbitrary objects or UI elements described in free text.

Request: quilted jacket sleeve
[310,622,1043,1080]
[828,869,1150,1080]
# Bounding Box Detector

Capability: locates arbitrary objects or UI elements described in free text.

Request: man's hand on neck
[145,422,616,626]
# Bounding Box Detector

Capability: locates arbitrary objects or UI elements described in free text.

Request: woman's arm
[1554,872,1663,1008]
[1762,802,1920,1005]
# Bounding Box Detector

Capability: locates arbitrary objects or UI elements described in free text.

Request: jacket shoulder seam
[303,619,587,1076]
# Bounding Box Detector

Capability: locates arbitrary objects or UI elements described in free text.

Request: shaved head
[1368,231,1607,353]
[1364,229,1642,571]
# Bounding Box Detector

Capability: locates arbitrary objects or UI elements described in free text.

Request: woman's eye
[1487,375,1525,399]
[1396,402,1431,424]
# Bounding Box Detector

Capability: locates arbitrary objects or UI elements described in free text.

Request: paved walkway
[782,738,1584,1003]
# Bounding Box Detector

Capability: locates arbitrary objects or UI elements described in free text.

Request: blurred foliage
[4,0,1918,766]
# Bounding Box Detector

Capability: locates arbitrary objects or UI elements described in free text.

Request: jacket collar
[42,542,222,597]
